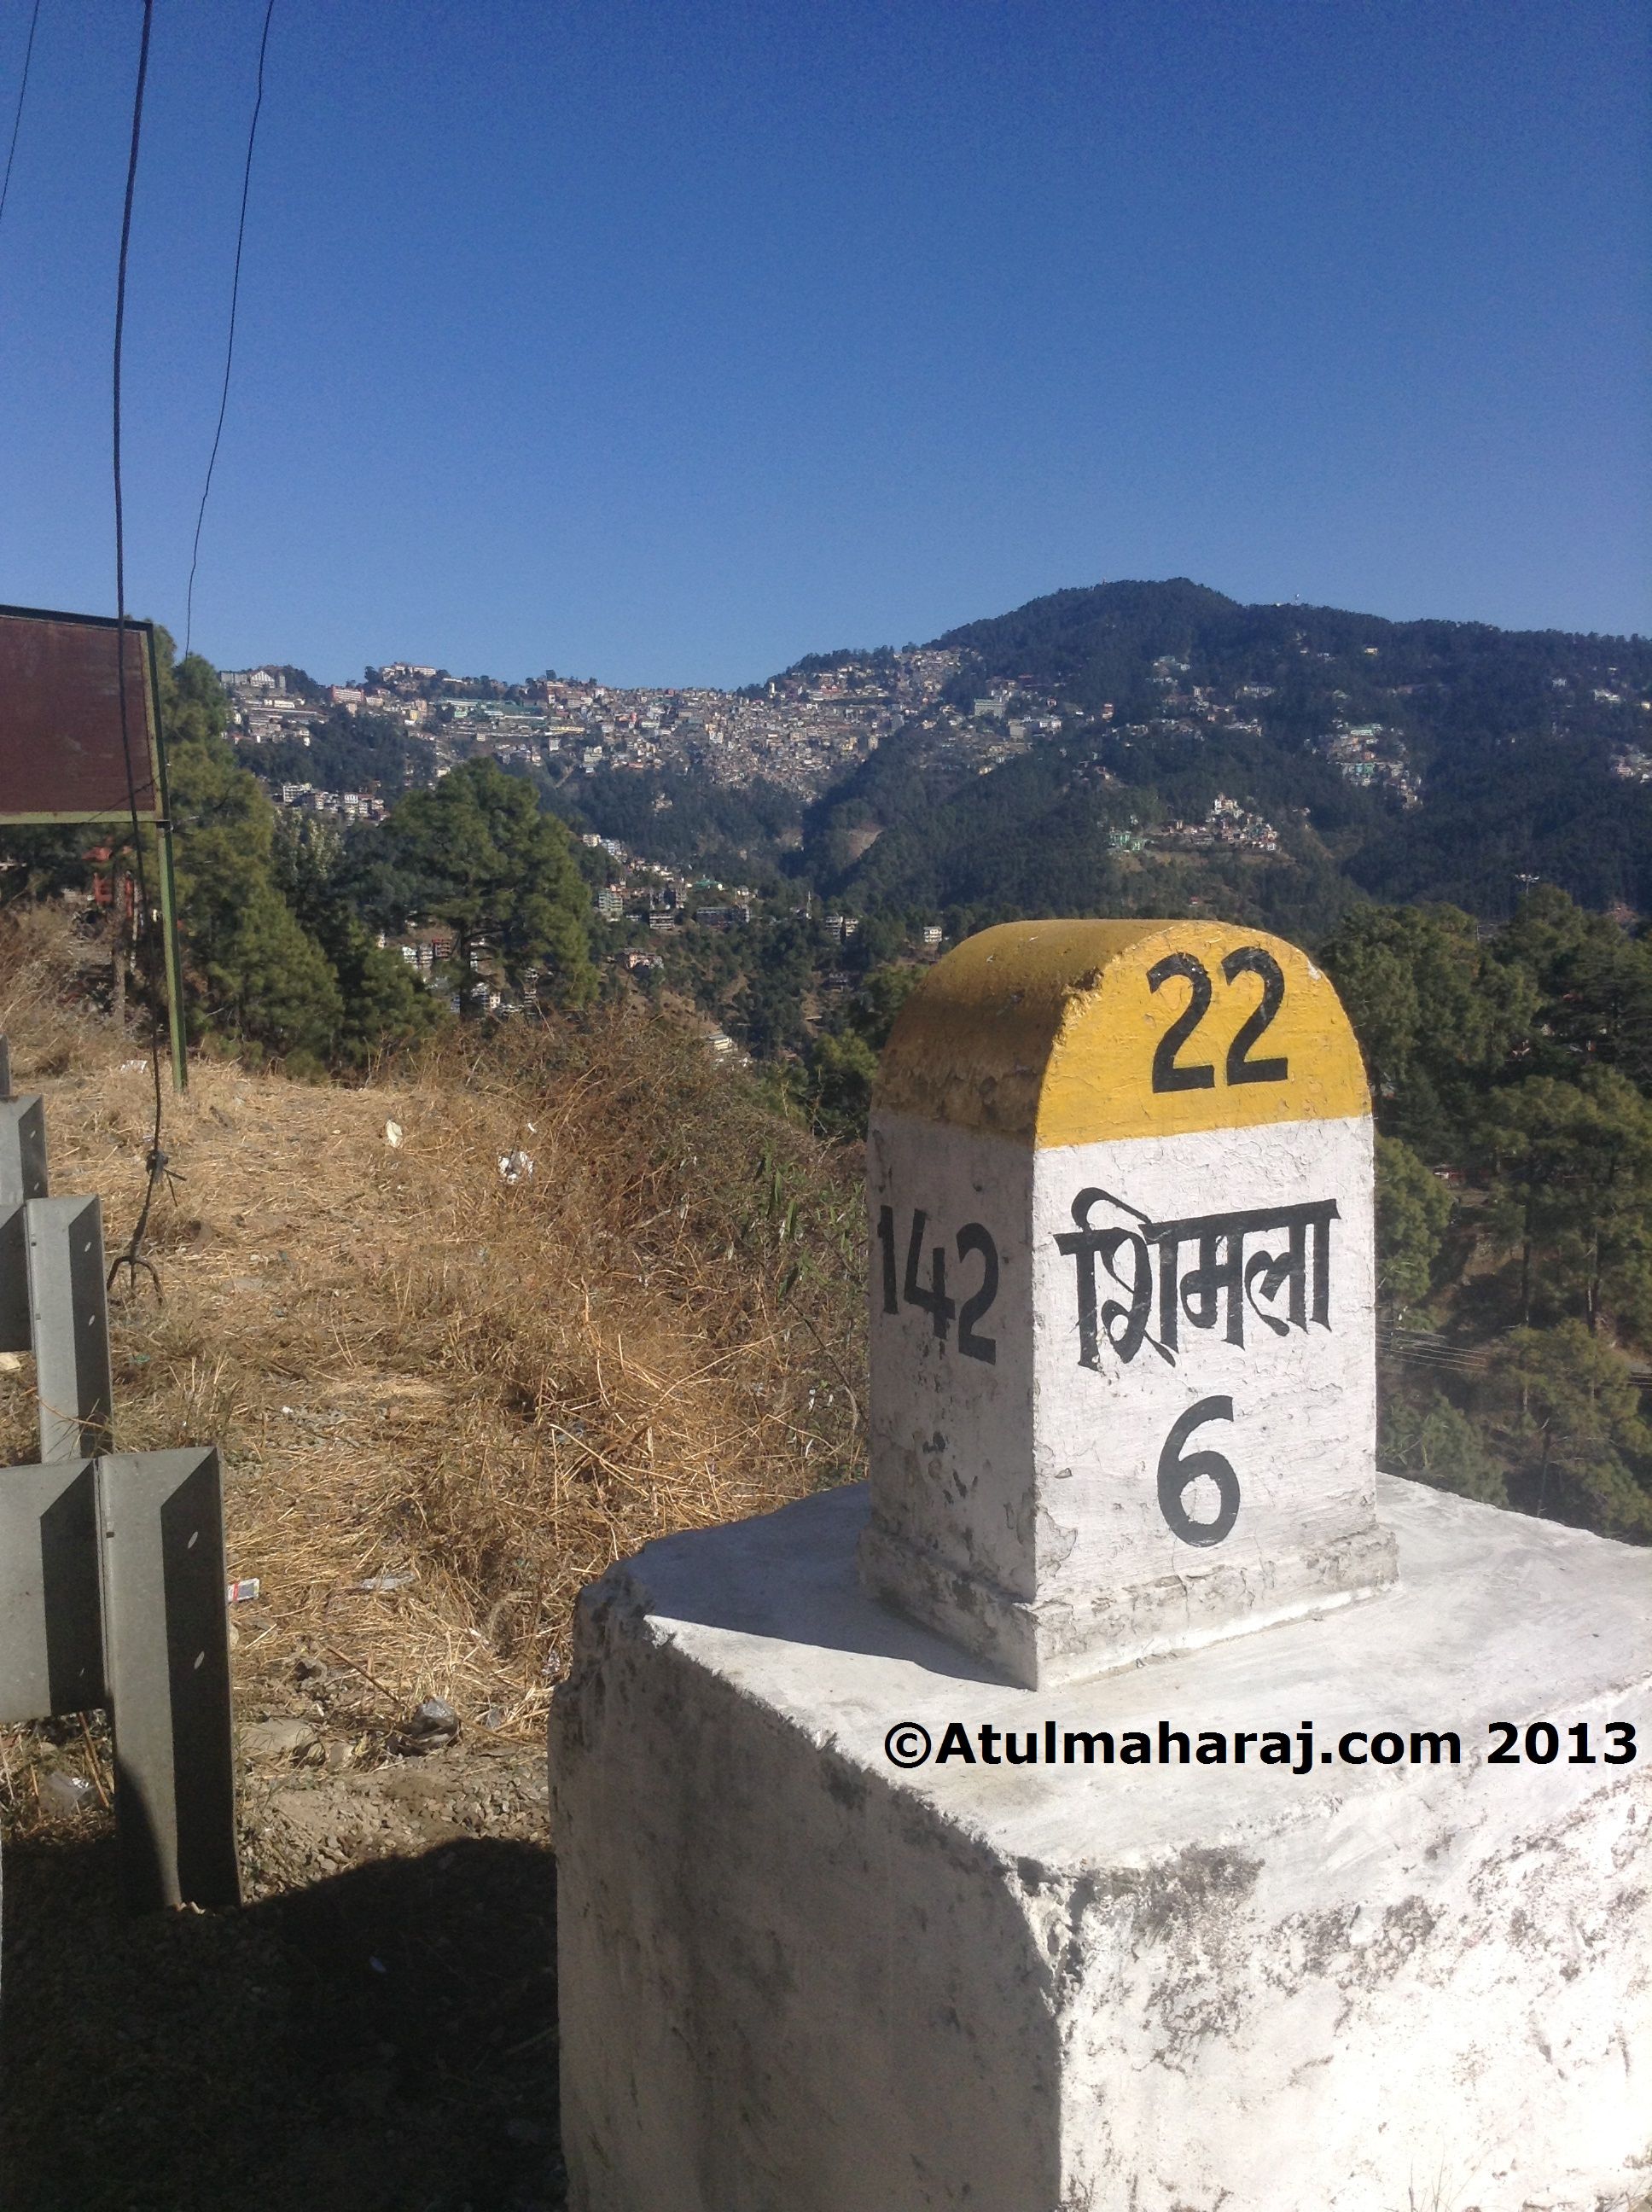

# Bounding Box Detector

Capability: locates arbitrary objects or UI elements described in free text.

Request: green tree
[806,1029,880,1127]
[1374,1136,1451,1314]
[1380,1389,1506,1506]
[1492,885,1652,1091]
[848,963,924,1050]
[272,815,439,1068]
[380,760,595,1013]
[803,963,925,1132]
[149,638,453,1070]
[730,917,814,1059]
[1492,1322,1652,1538]
[1480,1068,1652,1335]
[160,647,345,1066]
[1319,902,1534,1159]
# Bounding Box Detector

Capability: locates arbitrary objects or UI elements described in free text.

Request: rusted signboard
[0,603,163,821]
[0,602,186,1086]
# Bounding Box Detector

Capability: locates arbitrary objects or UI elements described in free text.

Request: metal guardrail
[0,1042,237,1912]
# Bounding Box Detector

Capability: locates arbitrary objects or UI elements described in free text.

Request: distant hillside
[795,580,1652,929]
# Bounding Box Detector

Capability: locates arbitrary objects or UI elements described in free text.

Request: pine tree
[272,814,439,1068]
[159,642,344,1066]
[379,760,595,1013]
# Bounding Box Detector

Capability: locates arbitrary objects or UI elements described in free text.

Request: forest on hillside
[792,581,1652,927]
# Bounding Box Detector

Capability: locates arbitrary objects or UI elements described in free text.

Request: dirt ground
[3,1725,561,2212]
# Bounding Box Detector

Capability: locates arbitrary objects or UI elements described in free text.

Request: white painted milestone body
[860,918,1396,1685]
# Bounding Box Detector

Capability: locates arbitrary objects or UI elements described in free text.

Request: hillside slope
[0,911,861,1749]
[795,579,1652,925]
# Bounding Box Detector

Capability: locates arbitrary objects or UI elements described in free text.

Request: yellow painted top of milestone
[875,919,1370,1146]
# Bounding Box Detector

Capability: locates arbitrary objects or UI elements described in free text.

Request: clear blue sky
[0,0,1645,687]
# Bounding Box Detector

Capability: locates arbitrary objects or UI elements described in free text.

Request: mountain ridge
[777,577,1652,930]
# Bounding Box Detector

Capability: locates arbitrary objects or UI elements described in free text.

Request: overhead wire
[183,0,276,661]
[108,0,168,1301]
[0,0,42,238]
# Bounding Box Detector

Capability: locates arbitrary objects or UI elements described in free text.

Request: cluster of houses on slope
[218,649,969,806]
[1318,719,1422,805]
[1102,794,1283,858]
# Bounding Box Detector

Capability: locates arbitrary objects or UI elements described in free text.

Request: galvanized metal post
[0,1205,26,1353]
[26,1196,113,1460]
[0,1458,105,1721]
[0,1066,240,1913]
[97,1448,240,1911]
[0,1088,49,1205]
[0,1051,49,1353]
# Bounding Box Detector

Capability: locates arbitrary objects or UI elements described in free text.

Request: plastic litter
[226,1577,262,1604]
[497,1149,535,1185]
[383,1119,404,1148]
[40,1772,94,1817]
[352,1572,416,1593]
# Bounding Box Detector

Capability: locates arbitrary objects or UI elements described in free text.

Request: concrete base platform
[858,1506,1399,1690]
[550,1477,1652,2212]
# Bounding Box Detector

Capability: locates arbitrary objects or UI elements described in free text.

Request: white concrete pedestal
[552,1476,1652,2212]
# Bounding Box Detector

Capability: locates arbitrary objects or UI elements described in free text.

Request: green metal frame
[143,632,189,1093]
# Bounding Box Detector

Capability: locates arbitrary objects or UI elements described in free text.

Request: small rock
[241,1718,317,1761]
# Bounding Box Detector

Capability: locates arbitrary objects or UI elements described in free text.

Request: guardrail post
[0,1087,48,1207]
[0,1458,106,1723]
[0,1059,238,1913]
[97,1448,241,1912]
[0,1048,48,1350]
[27,1196,113,1461]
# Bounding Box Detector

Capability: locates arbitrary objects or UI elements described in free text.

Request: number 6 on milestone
[859,918,1396,1691]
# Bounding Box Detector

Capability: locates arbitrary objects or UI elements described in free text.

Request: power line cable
[108,0,168,1301]
[183,0,276,660]
[0,0,42,238]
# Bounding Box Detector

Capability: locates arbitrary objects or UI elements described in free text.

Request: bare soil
[3,1734,561,2212]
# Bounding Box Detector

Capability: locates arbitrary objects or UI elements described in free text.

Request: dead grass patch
[0,916,864,1769]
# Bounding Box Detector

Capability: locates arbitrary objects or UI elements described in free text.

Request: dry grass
[0,907,865,1761]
